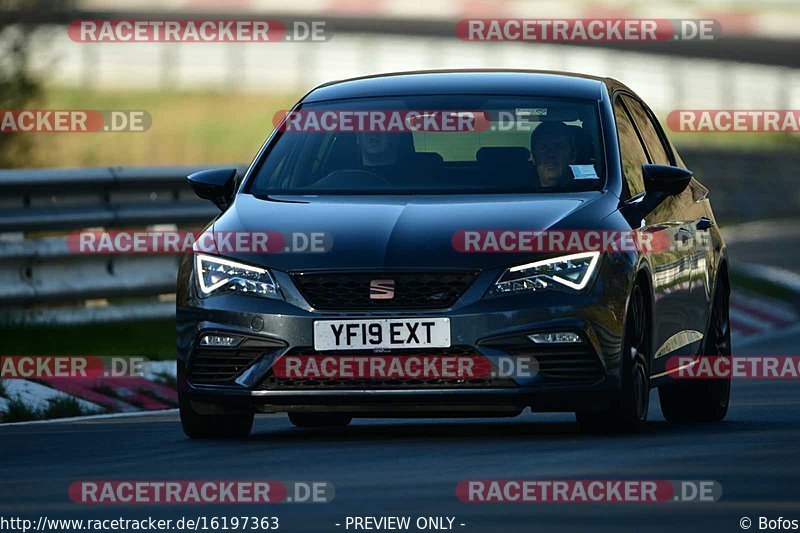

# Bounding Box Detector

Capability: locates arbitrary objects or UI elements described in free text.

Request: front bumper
[177,259,631,415]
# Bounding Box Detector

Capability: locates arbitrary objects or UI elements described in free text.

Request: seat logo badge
[370,279,395,300]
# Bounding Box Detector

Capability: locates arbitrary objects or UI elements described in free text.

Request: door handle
[696,217,713,231]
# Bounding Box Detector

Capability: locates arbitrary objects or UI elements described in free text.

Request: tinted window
[614,99,648,197]
[249,95,605,195]
[622,96,671,166]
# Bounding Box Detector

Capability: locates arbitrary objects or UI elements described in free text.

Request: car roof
[301,69,626,103]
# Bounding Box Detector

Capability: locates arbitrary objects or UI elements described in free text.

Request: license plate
[313,318,451,351]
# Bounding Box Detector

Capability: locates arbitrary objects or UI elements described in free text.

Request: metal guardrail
[0,165,241,327]
[0,166,221,232]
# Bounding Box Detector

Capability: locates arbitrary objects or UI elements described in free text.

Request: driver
[355,131,407,183]
[530,121,578,188]
[357,131,400,166]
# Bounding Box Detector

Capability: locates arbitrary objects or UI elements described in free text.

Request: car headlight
[195,253,281,299]
[490,251,601,294]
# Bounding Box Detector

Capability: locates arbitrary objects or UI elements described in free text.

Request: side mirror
[620,165,693,226]
[187,168,237,211]
[642,164,692,196]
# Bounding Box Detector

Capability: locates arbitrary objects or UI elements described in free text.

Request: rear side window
[622,96,671,166]
[613,99,648,197]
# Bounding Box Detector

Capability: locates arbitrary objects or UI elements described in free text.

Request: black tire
[576,283,651,433]
[659,279,731,423]
[288,413,352,428]
[179,394,254,439]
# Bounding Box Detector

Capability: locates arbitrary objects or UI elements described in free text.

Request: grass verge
[2,397,41,423]
[25,88,299,168]
[1,320,175,359]
[2,395,97,423]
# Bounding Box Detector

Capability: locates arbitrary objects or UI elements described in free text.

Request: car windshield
[248,95,604,195]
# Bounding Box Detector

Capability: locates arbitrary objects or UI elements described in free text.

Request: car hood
[210,192,607,272]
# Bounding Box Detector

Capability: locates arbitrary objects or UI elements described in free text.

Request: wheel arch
[635,266,655,361]
[630,258,655,334]
[704,258,730,341]
[620,258,656,366]
[714,258,731,300]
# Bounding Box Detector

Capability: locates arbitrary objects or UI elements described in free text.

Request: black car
[176,70,729,438]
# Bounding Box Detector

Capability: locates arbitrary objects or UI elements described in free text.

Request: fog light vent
[199,334,243,347]
[527,332,582,344]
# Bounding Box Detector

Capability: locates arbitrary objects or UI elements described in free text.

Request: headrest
[476,146,531,166]
[412,152,444,165]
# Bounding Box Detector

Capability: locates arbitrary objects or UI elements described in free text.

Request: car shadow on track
[225,417,789,445]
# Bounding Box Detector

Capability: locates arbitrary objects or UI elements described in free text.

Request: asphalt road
[2,322,800,533]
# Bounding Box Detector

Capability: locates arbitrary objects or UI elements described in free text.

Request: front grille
[291,271,478,310]
[259,346,517,390]
[188,336,285,385]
